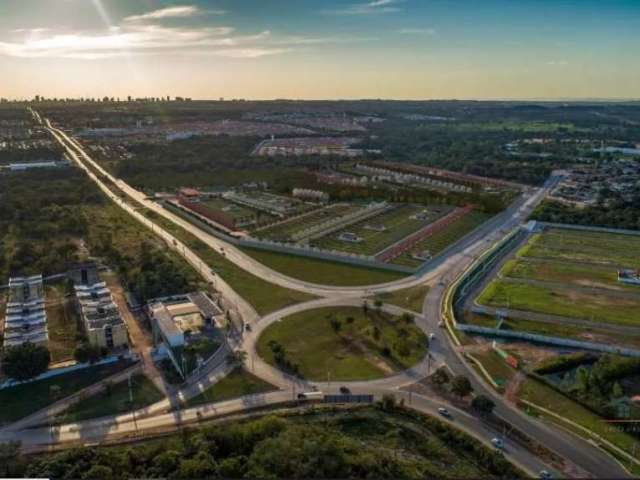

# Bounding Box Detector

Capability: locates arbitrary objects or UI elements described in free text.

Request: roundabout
[255,305,428,382]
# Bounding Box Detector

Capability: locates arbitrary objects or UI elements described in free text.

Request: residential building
[149,292,223,377]
[75,282,128,350]
[2,275,48,348]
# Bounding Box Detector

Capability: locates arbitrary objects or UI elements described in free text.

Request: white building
[3,275,48,348]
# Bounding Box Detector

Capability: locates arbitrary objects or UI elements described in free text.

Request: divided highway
[8,110,628,478]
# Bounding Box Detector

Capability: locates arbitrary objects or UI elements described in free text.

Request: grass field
[470,350,516,387]
[202,198,272,226]
[518,377,639,460]
[313,204,451,256]
[256,306,427,381]
[186,368,277,407]
[476,227,640,328]
[255,204,360,241]
[241,247,406,286]
[477,280,640,327]
[45,283,81,364]
[374,284,430,313]
[0,360,134,425]
[147,207,316,315]
[54,374,164,424]
[393,211,490,267]
[523,229,640,268]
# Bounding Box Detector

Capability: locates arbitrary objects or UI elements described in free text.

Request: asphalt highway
[10,110,629,478]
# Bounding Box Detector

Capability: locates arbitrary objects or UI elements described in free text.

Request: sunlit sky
[1,0,639,100]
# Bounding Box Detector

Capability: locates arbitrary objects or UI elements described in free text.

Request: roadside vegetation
[240,247,406,286]
[374,284,430,313]
[0,359,134,425]
[145,209,316,315]
[2,406,522,479]
[186,368,276,407]
[256,305,427,381]
[54,374,164,424]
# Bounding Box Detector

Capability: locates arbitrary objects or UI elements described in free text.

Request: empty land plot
[502,258,637,292]
[201,198,270,225]
[313,204,451,256]
[477,280,640,327]
[255,204,359,241]
[45,284,81,364]
[475,228,640,328]
[522,229,640,268]
[393,211,490,267]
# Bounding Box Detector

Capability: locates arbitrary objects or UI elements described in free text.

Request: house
[75,282,128,350]
[148,292,224,378]
[2,275,48,348]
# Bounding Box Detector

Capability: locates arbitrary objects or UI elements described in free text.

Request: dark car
[339,386,351,394]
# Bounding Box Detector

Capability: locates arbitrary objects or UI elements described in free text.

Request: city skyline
[1,0,639,100]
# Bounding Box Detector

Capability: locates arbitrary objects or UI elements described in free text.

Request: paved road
[18,110,630,478]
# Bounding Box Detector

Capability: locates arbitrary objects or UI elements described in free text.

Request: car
[428,333,436,341]
[245,324,252,331]
[539,471,552,479]
[438,321,444,328]
[339,386,351,394]
[491,438,504,449]
[437,407,450,417]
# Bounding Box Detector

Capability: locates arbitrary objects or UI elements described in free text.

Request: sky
[0,0,639,100]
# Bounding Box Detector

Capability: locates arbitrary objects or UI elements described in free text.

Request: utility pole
[129,372,138,433]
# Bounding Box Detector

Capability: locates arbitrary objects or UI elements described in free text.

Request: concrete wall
[455,322,640,357]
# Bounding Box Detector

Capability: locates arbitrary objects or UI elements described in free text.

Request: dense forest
[0,168,202,300]
[531,197,640,231]
[0,407,522,479]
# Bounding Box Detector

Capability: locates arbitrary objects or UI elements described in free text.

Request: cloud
[123,5,223,23]
[322,0,403,15]
[547,60,569,66]
[0,24,278,59]
[398,28,436,35]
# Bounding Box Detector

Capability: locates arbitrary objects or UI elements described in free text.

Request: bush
[1,342,50,381]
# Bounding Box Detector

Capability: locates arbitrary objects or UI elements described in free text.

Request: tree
[611,382,624,399]
[451,375,473,398]
[379,394,397,411]
[374,299,383,311]
[73,343,103,364]
[345,316,355,324]
[0,442,24,478]
[227,350,247,367]
[329,317,342,334]
[471,395,495,416]
[1,342,50,381]
[431,366,450,386]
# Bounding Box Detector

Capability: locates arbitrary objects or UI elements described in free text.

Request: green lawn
[375,284,430,313]
[518,377,639,459]
[0,360,134,425]
[147,207,316,315]
[313,204,451,256]
[54,374,164,424]
[393,211,490,267]
[471,350,516,386]
[523,229,640,268]
[256,306,428,381]
[256,204,359,241]
[477,280,640,327]
[186,368,277,407]
[241,247,406,286]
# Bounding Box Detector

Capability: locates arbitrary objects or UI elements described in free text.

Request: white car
[428,333,436,341]
[491,438,504,449]
[437,407,450,417]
